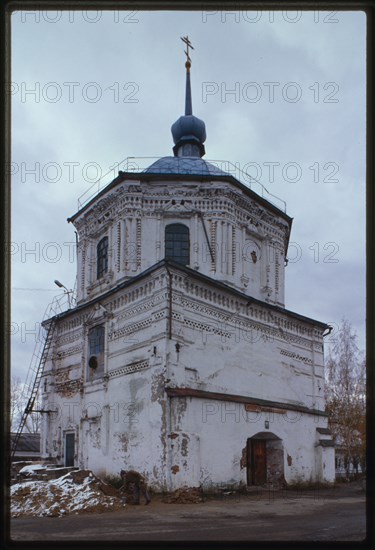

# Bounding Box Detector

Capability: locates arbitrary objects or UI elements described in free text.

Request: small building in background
[10,433,40,462]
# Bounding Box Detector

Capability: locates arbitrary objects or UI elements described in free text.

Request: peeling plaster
[117,433,129,453]
[90,424,101,449]
[174,397,187,429]
[150,372,164,403]
[128,377,147,403]
[181,437,189,457]
[240,447,247,470]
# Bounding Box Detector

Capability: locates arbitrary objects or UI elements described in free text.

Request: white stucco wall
[168,396,332,489]
[39,166,331,490]
[73,177,290,308]
[41,358,172,489]
[164,272,325,414]
[41,262,332,491]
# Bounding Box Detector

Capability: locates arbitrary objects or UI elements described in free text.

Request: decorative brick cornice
[165,386,328,417]
[48,261,327,339]
[108,360,150,378]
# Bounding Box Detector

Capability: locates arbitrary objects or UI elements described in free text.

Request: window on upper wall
[88,325,105,377]
[97,236,108,279]
[165,223,190,266]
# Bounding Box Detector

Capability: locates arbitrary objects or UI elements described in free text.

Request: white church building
[40,45,335,490]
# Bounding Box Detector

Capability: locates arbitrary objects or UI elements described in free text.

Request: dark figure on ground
[120,469,151,505]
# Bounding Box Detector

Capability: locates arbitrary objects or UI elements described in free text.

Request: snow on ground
[11,470,125,517]
[18,463,46,475]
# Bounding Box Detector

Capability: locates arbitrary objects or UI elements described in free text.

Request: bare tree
[10,376,23,432]
[10,375,41,434]
[325,319,366,477]
[25,396,41,434]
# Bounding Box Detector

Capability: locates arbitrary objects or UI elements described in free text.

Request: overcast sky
[11,9,366,381]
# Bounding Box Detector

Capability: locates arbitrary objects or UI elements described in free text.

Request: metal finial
[181,35,194,66]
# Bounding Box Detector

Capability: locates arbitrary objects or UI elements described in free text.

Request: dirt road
[10,482,367,542]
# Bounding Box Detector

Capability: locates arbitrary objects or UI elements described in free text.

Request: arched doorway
[246,432,285,487]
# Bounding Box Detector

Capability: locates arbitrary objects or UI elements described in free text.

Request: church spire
[171,36,206,158]
[183,35,193,116]
[185,60,192,116]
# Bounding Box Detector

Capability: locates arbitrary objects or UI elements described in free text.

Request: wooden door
[250,439,267,485]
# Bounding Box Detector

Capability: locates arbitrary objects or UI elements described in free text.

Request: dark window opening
[88,325,105,377]
[97,236,108,279]
[165,223,190,266]
[65,433,75,467]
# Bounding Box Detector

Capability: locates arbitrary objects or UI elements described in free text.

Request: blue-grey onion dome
[145,156,228,176]
[171,115,207,145]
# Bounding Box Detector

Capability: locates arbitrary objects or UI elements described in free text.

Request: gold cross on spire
[181,36,194,64]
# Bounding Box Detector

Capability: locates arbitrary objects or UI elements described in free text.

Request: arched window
[165,223,190,266]
[97,236,108,279]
